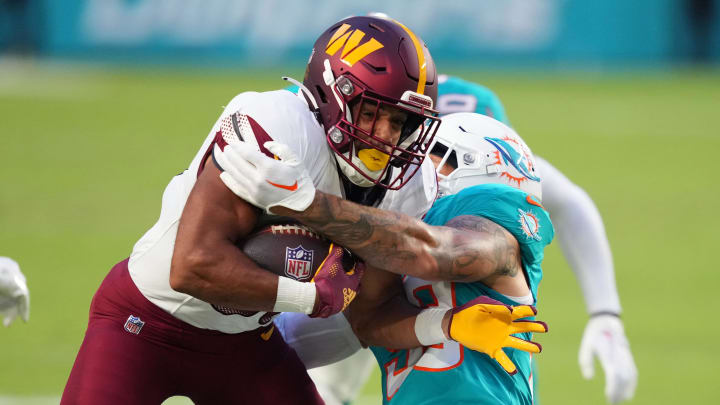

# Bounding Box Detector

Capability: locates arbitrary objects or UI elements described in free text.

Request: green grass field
[1,60,718,404]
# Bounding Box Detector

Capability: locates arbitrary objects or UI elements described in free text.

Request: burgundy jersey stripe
[247,115,275,158]
[196,131,226,178]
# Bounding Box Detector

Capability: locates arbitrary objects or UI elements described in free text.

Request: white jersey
[128,90,436,334]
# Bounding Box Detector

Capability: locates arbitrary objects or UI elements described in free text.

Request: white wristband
[414,308,450,346]
[273,276,317,314]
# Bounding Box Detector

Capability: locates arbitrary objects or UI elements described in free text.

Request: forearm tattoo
[292,192,429,271]
[290,194,520,281]
[441,215,521,281]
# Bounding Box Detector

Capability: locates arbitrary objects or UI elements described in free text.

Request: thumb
[578,333,595,379]
[264,141,299,163]
[494,349,518,375]
[353,260,366,278]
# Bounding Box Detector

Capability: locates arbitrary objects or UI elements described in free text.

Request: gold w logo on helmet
[326,24,384,67]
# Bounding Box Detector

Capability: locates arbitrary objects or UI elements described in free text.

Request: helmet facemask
[326,74,440,190]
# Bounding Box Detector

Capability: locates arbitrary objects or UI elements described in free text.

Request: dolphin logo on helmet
[484,137,541,183]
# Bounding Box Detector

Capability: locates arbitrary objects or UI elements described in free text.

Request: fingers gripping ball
[238,223,362,318]
[448,296,548,375]
[212,223,335,317]
[310,245,365,318]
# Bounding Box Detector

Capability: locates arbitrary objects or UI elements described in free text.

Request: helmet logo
[326,23,384,67]
[484,136,541,186]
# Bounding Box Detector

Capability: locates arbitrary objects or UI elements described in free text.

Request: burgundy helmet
[302,15,440,190]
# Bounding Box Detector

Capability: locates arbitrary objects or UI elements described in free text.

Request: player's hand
[214,141,316,213]
[579,314,637,404]
[310,245,364,318]
[446,296,547,375]
[0,257,30,327]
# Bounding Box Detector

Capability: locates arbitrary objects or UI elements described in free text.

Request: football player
[0,256,29,327]
[61,16,443,405]
[351,112,551,404]
[286,73,637,405]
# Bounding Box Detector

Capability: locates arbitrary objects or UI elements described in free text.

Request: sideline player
[62,16,445,404]
[290,74,637,405]
[350,112,552,404]
[0,256,29,327]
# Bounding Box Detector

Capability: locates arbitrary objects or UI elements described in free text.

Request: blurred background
[1,0,719,404]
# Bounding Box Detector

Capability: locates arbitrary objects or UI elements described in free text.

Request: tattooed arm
[272,192,521,282]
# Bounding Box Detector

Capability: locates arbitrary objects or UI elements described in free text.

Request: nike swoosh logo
[266,180,298,191]
[260,325,275,341]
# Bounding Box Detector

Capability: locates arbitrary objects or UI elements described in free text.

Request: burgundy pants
[61,259,324,405]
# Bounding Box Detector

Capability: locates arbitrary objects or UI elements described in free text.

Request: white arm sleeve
[536,156,622,315]
[274,312,362,369]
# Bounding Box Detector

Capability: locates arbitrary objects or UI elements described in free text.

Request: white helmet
[429,112,542,199]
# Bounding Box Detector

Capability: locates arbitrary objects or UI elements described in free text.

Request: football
[240,223,337,282]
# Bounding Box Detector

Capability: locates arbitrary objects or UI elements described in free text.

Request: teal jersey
[285,75,508,123]
[437,75,509,125]
[424,184,552,301]
[370,184,554,405]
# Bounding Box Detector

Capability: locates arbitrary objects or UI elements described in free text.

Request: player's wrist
[589,311,621,319]
[415,307,451,346]
[271,190,321,217]
[273,276,317,314]
[441,309,453,340]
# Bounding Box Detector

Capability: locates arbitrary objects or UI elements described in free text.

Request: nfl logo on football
[124,315,145,335]
[285,245,314,280]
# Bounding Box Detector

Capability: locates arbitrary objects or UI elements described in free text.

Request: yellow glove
[448,296,548,375]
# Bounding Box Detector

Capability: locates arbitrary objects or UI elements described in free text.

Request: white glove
[0,257,30,327]
[214,141,316,213]
[579,314,637,404]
